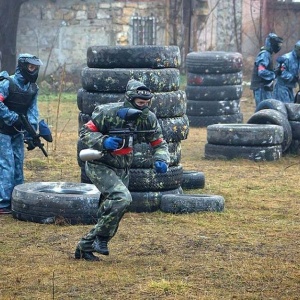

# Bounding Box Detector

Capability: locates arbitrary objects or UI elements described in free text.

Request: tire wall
[185,51,244,127]
[78,46,188,212]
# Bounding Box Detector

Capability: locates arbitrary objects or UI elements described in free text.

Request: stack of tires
[204,99,293,161]
[185,51,244,127]
[77,45,189,213]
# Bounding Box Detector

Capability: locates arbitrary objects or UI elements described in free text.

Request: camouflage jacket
[80,102,170,169]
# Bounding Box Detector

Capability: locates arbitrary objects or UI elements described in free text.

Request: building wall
[17,0,168,76]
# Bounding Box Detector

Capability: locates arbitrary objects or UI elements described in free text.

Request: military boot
[74,247,100,261]
[93,236,109,255]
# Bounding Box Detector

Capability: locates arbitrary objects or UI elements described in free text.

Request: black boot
[93,237,109,255]
[75,247,100,261]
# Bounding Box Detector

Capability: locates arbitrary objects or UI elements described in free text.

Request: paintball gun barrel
[19,114,49,157]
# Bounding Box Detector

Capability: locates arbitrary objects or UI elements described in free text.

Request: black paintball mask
[18,54,43,83]
[125,79,153,118]
[268,33,283,54]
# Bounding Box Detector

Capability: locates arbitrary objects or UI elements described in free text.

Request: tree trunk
[0,0,28,74]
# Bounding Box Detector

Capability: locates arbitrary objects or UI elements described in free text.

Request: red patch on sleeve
[150,138,163,147]
[258,65,266,71]
[0,94,5,102]
[85,120,98,132]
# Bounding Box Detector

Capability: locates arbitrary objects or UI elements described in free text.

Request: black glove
[24,139,36,151]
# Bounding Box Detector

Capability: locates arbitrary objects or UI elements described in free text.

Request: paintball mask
[125,79,153,111]
[18,54,43,83]
[268,33,283,54]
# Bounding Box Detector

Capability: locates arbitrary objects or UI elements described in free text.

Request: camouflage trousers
[0,132,24,209]
[77,162,132,252]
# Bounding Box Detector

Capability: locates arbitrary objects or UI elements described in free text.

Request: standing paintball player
[0,53,43,214]
[75,79,170,261]
[274,40,300,103]
[250,33,283,107]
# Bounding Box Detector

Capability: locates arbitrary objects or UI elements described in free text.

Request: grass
[0,86,300,299]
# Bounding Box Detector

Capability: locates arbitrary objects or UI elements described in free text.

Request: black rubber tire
[285,139,300,155]
[255,99,288,117]
[81,67,180,93]
[77,88,123,114]
[187,71,243,86]
[186,99,240,116]
[160,194,225,214]
[128,165,183,192]
[206,124,284,146]
[285,103,300,121]
[186,51,243,74]
[129,188,183,213]
[87,45,181,69]
[188,113,243,127]
[78,89,187,118]
[185,85,243,101]
[289,121,300,140]
[157,115,190,142]
[247,109,292,152]
[181,171,205,190]
[12,182,100,225]
[204,143,282,161]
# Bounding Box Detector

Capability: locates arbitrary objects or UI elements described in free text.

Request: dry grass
[1,87,300,300]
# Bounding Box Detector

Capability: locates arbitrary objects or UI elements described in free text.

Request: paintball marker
[79,108,156,162]
[19,114,52,157]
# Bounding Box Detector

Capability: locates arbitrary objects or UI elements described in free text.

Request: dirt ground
[1,86,300,300]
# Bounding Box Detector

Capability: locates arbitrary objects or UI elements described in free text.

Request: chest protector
[0,76,38,135]
[250,50,273,90]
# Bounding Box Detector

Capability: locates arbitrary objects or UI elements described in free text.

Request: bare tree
[0,0,28,74]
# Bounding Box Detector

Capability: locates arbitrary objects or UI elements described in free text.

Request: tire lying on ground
[247,109,292,152]
[204,143,282,161]
[160,194,225,214]
[12,182,100,225]
[181,171,205,190]
[206,124,284,146]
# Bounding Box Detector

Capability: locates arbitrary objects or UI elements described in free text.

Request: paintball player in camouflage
[75,79,170,261]
[250,33,283,107]
[274,40,300,103]
[0,53,42,214]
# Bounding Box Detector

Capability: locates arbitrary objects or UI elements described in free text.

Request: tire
[186,99,240,116]
[160,194,225,214]
[78,89,187,118]
[289,121,300,140]
[255,99,288,117]
[158,115,190,142]
[186,51,243,74]
[181,171,205,190]
[87,45,181,69]
[128,165,183,192]
[185,85,243,101]
[247,109,292,152]
[204,143,282,161]
[285,103,300,121]
[12,182,100,225]
[188,113,243,127]
[129,188,183,213]
[81,67,180,92]
[187,71,243,86]
[77,88,123,114]
[206,124,284,146]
